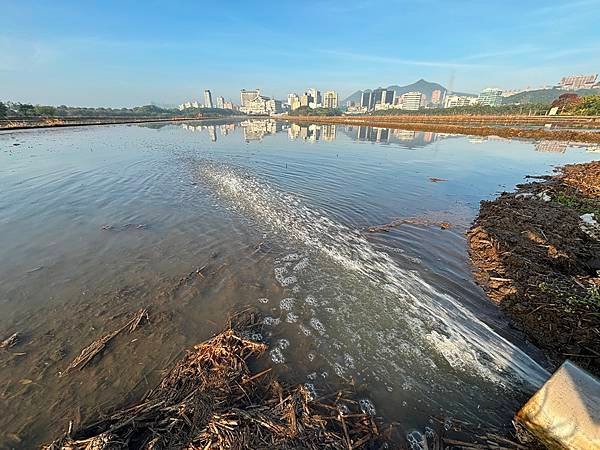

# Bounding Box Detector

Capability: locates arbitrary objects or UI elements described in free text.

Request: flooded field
[1,119,598,448]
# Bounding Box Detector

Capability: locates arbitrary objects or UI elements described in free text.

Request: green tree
[0,101,7,118]
[34,105,57,116]
[16,103,35,116]
[566,95,600,116]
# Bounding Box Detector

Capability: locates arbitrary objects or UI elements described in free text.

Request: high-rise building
[216,96,225,109]
[240,89,260,107]
[204,90,213,108]
[307,88,321,108]
[360,91,372,110]
[300,94,311,107]
[380,90,394,105]
[287,93,301,110]
[431,89,443,105]
[478,88,503,106]
[323,91,338,108]
[401,92,423,111]
[558,74,598,90]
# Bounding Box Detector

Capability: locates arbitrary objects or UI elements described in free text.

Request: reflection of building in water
[322,124,336,141]
[241,119,283,140]
[357,126,368,140]
[207,125,217,142]
[393,129,416,140]
[288,123,337,141]
[344,126,442,148]
[220,123,235,136]
[535,141,568,153]
[354,126,389,143]
[179,122,240,140]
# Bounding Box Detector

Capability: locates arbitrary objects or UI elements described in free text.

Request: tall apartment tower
[323,91,338,108]
[360,91,372,110]
[204,90,214,108]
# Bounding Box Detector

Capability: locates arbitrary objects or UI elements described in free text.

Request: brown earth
[468,161,600,376]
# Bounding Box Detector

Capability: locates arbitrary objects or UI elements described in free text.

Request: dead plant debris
[367,217,451,233]
[0,332,20,349]
[44,312,387,449]
[61,308,149,375]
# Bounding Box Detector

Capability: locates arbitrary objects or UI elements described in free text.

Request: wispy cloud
[460,46,541,62]
[540,46,600,61]
[319,49,492,69]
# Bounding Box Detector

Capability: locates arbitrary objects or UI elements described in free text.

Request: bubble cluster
[359,399,377,416]
[280,297,295,311]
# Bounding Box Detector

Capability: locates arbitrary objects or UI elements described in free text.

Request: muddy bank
[283,116,600,143]
[0,116,246,131]
[468,161,600,376]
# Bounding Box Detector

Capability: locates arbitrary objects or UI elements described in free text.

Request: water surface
[1,120,598,447]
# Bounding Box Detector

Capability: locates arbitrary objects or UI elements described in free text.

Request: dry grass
[44,311,386,449]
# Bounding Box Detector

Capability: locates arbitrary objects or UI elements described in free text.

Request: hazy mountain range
[342,79,450,105]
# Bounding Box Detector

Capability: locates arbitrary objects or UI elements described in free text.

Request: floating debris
[367,217,451,233]
[0,332,20,349]
[61,308,149,375]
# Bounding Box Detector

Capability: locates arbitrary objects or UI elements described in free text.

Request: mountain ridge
[342,79,448,105]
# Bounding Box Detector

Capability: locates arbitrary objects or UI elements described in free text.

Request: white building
[401,92,423,111]
[240,89,261,107]
[216,96,224,109]
[323,91,338,108]
[444,94,479,108]
[204,90,214,108]
[239,90,283,115]
[478,88,503,106]
[558,74,598,90]
[287,93,301,110]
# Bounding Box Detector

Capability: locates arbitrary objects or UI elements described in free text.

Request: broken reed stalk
[61,307,149,375]
[44,311,385,449]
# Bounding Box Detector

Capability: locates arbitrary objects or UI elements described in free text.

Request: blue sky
[1,0,599,107]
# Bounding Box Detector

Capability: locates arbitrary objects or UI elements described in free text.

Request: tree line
[0,102,241,119]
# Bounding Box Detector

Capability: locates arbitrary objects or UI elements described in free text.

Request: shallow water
[1,119,598,447]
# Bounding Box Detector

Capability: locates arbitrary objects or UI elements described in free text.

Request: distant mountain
[342,79,448,105]
[503,88,598,105]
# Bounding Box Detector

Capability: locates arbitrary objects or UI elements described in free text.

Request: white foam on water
[199,162,550,395]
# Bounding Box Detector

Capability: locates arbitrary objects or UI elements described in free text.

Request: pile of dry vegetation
[43,312,387,449]
[468,161,600,375]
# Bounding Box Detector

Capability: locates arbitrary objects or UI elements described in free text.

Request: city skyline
[2,0,600,107]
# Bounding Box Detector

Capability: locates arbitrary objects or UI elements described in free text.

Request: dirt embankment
[284,115,600,143]
[468,161,600,375]
[0,116,244,131]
